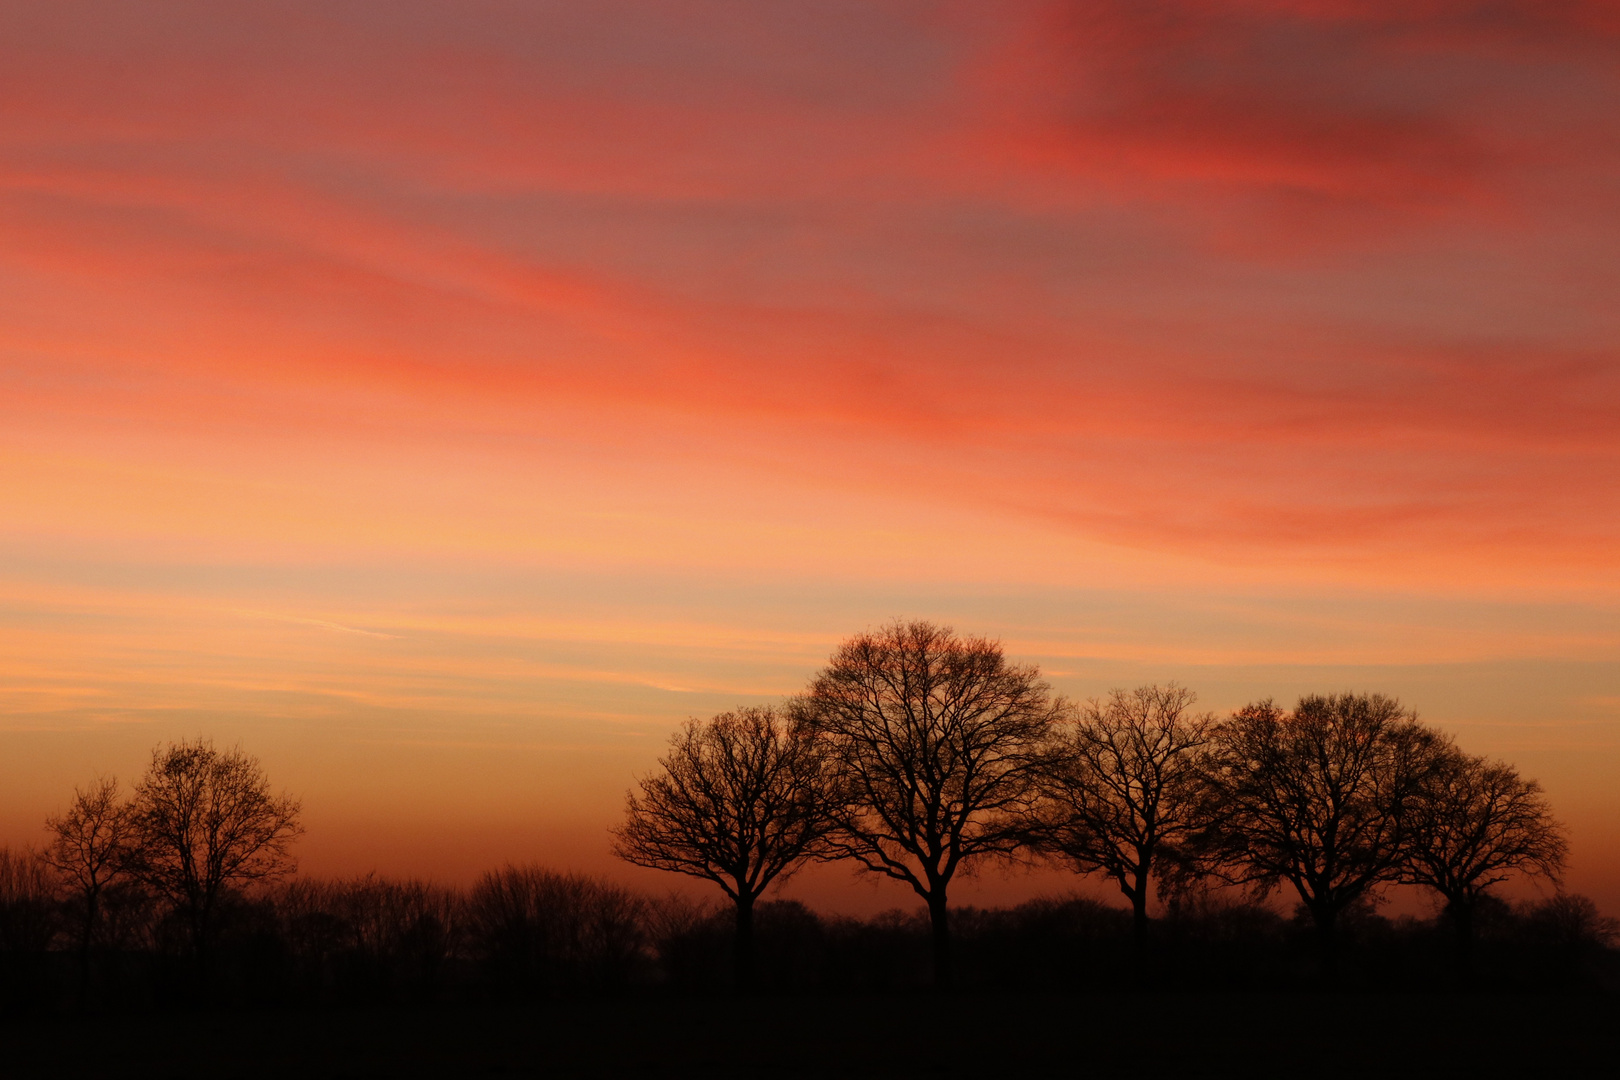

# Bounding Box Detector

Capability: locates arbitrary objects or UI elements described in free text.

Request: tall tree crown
[1204,693,1437,919]
[129,738,302,943]
[1038,683,1215,933]
[612,705,836,902]
[804,620,1059,896]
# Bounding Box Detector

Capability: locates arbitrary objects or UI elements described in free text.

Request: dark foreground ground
[4,993,1617,1079]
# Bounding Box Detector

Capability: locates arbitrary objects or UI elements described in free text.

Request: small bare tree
[129,739,303,957]
[1403,746,1567,979]
[0,846,60,958]
[44,776,136,999]
[1037,684,1215,952]
[1201,693,1439,976]
[803,620,1060,988]
[612,706,836,990]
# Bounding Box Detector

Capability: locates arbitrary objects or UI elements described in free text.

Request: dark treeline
[1,858,1615,1013]
[5,619,1615,1017]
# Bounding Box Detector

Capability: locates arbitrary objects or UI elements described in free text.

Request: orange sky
[2,1,1617,914]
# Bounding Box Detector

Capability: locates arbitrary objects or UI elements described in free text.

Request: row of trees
[614,620,1568,988]
[3,853,1610,1008]
[20,619,1576,1001]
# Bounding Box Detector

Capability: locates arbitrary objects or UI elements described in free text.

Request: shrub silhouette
[465,865,649,996]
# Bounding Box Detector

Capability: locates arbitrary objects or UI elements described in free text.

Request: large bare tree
[612,705,836,989]
[1201,693,1439,975]
[1403,745,1567,979]
[1037,684,1215,952]
[43,776,137,999]
[803,620,1059,987]
[129,739,303,956]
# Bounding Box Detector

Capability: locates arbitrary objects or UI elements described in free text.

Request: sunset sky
[2,1,1617,913]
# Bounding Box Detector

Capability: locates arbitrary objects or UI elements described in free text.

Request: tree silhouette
[803,620,1059,987]
[1201,693,1438,976]
[43,776,136,1003]
[129,739,302,961]
[612,706,836,990]
[1036,684,1215,954]
[1403,745,1567,980]
[0,847,59,959]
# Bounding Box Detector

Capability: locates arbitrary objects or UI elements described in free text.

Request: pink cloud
[0,0,1615,592]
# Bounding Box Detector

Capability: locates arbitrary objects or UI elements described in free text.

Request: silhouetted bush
[464,865,650,997]
[263,876,465,1004]
[1476,894,1620,992]
[949,897,1129,990]
[641,893,723,989]
[1159,888,1291,988]
[650,898,839,992]
[814,908,932,992]
[0,848,59,953]
[0,847,61,1012]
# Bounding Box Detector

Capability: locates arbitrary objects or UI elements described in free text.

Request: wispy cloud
[234,610,399,640]
[0,1,1616,890]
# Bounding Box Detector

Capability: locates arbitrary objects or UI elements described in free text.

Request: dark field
[6,993,1618,1079]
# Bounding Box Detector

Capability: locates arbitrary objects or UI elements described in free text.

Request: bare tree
[1403,745,1567,979]
[43,776,136,1000]
[803,620,1059,987]
[129,739,303,957]
[611,706,836,990]
[1201,693,1439,975]
[1037,684,1215,952]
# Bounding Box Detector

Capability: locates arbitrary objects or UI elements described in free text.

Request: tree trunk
[77,886,99,1010]
[733,890,756,993]
[1448,899,1476,987]
[1313,904,1339,983]
[188,899,214,998]
[1130,867,1150,957]
[927,889,952,990]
